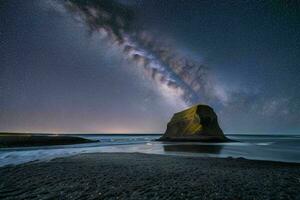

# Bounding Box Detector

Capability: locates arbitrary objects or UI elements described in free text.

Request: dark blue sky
[1,0,299,133]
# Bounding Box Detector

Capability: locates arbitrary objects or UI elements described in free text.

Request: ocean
[0,134,299,167]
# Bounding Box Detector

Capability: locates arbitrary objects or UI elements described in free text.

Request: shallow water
[0,134,299,166]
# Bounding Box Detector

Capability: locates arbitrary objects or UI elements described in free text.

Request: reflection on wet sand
[163,144,223,154]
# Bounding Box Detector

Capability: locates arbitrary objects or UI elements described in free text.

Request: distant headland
[0,133,97,148]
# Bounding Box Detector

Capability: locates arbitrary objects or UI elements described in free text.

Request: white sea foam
[255,142,274,146]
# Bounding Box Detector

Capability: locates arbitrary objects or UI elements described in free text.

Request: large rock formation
[158,104,229,142]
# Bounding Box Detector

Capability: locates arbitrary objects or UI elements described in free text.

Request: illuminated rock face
[159,104,229,142]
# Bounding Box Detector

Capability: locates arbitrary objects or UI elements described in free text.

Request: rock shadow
[163,144,224,154]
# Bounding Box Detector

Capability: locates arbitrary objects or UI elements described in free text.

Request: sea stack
[158,104,229,142]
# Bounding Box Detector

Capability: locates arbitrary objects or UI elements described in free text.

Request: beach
[1,152,299,200]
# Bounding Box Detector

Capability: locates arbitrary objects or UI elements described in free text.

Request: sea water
[0,134,299,167]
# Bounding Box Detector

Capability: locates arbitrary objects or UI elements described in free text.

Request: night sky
[1,0,299,133]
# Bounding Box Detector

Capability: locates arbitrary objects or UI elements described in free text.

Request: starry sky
[0,0,299,134]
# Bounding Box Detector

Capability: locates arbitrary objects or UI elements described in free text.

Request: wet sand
[0,153,299,200]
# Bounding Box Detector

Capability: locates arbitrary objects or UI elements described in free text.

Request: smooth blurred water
[0,134,300,167]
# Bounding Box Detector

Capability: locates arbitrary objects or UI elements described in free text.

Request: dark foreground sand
[0,153,299,200]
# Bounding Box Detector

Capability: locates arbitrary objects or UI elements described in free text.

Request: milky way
[63,0,222,106]
[1,0,300,133]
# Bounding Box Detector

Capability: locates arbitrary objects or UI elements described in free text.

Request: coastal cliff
[158,104,229,142]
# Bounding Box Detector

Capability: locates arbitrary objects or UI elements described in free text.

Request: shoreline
[1,152,299,199]
[1,151,300,168]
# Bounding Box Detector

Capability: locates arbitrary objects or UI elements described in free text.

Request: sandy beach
[0,153,299,200]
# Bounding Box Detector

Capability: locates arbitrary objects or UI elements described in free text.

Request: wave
[255,142,275,146]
